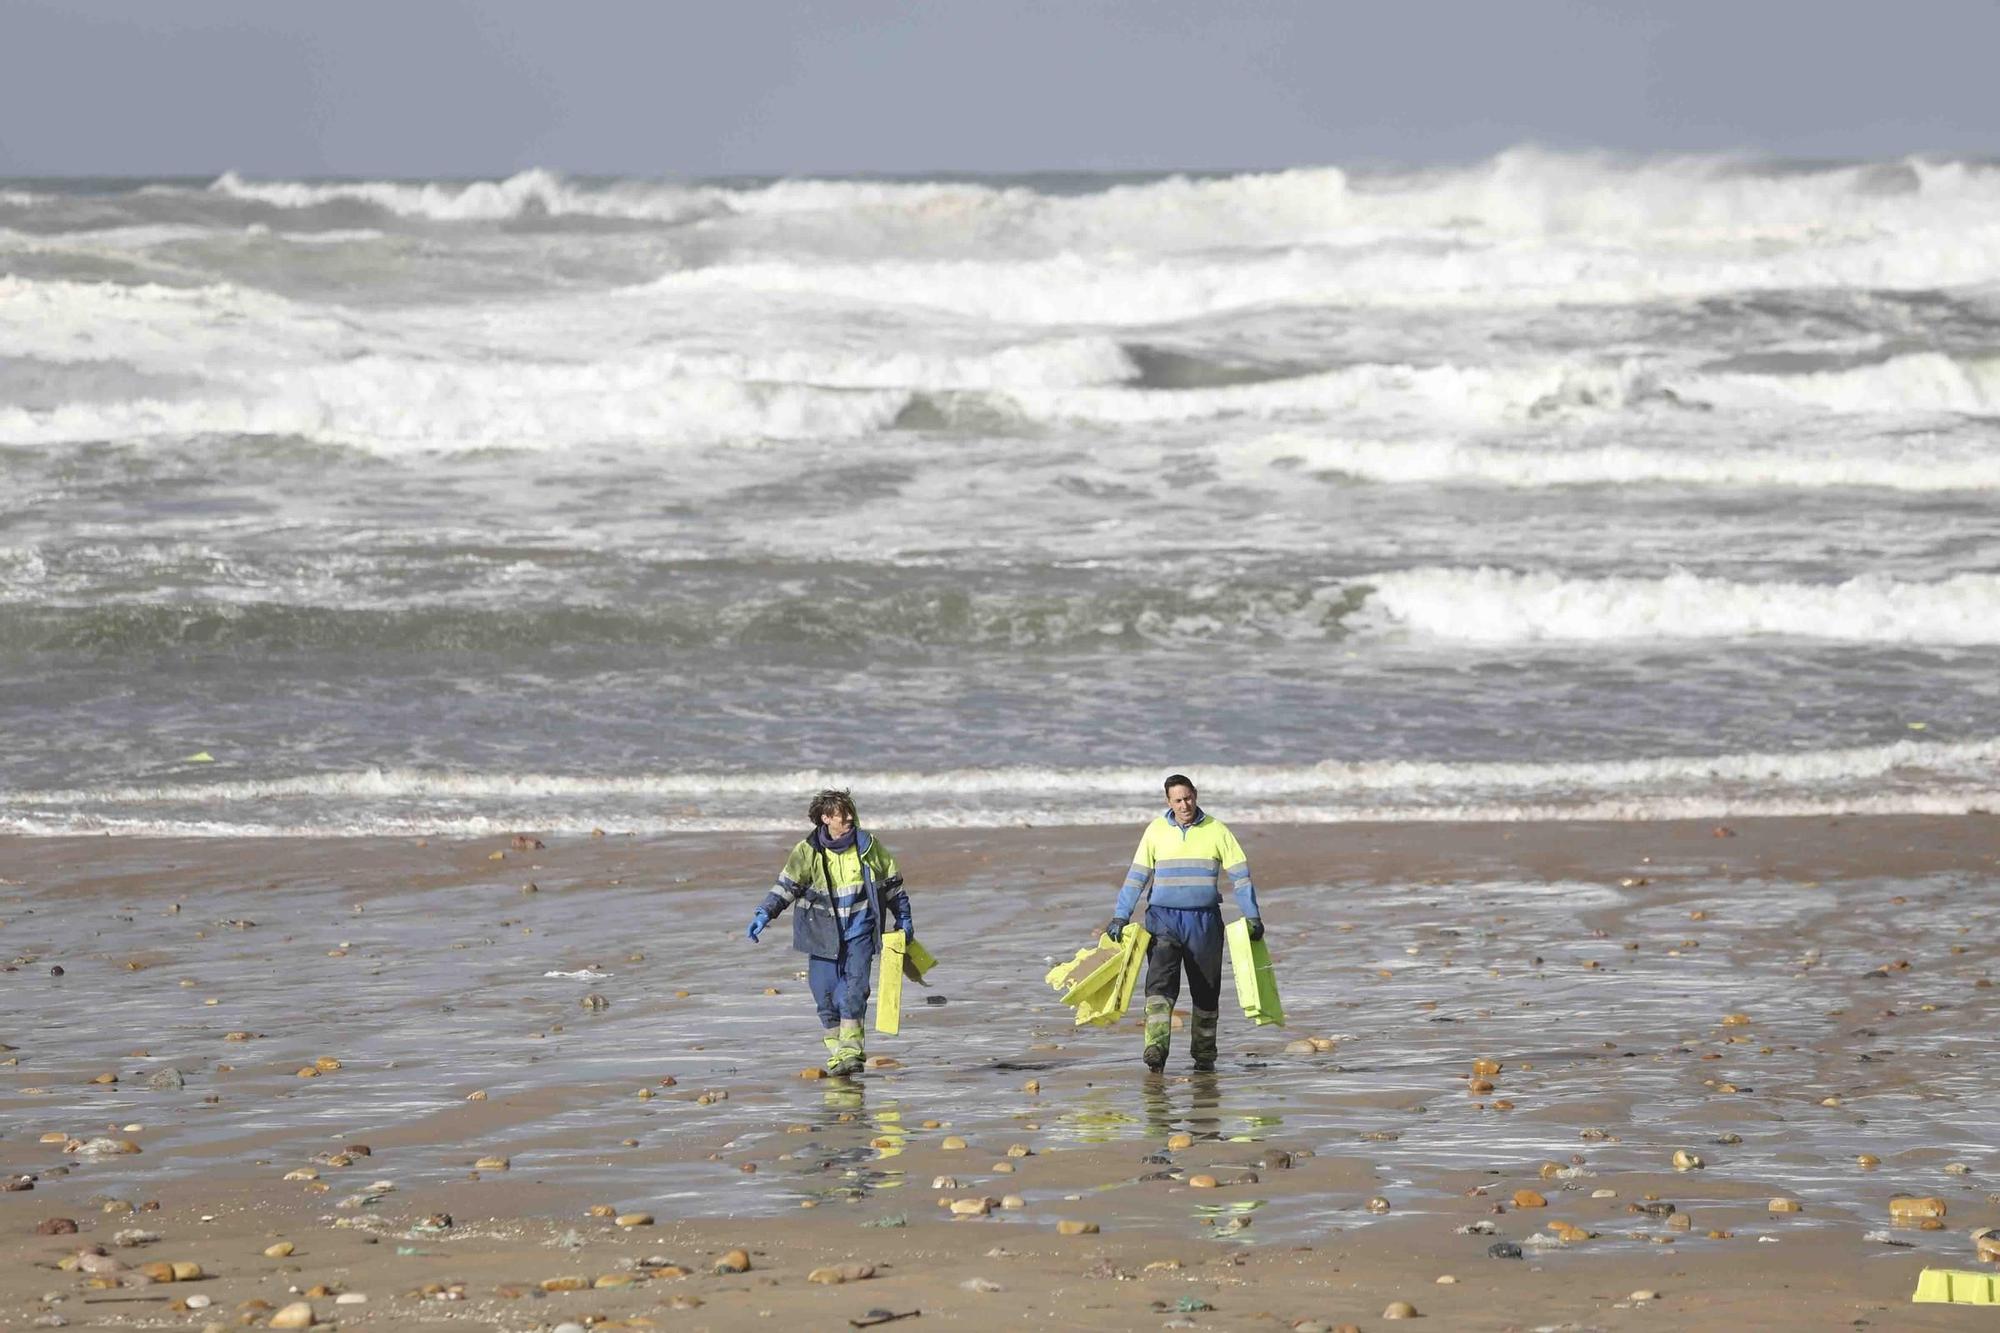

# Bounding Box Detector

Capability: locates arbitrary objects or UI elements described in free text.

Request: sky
[3,0,1997,178]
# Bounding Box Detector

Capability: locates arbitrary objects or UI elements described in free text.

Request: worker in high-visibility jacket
[1106,773,1263,1072]
[748,788,913,1076]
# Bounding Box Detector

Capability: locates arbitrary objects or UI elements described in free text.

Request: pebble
[615,1212,653,1227]
[184,1294,212,1309]
[1023,1079,1040,1093]
[1672,1150,1704,1171]
[1000,1194,1025,1209]
[1436,1273,1458,1284]
[1057,1219,1098,1235]
[941,1136,967,1150]
[1631,1289,1659,1301]
[263,1241,294,1257]
[1189,1174,1219,1189]
[962,1277,1002,1292]
[1284,1039,1317,1054]
[1488,1241,1523,1259]
[713,1248,751,1273]
[807,1262,875,1283]
[1166,1133,1193,1150]
[1512,1190,1547,1208]
[1383,1301,1419,1319]
[473,1155,509,1171]
[951,1198,993,1216]
[267,1303,314,1330]
[334,1293,367,1305]
[1366,1196,1392,1213]
[1768,1198,1803,1213]
[1889,1196,1946,1219]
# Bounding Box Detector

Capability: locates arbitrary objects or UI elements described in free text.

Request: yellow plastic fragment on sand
[1913,1268,2000,1305]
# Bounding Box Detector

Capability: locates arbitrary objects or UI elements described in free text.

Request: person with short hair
[1106,774,1263,1072]
[748,789,912,1076]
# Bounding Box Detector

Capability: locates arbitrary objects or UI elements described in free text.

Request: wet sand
[3,815,1998,1330]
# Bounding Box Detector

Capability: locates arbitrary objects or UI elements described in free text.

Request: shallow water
[5,837,1992,1264]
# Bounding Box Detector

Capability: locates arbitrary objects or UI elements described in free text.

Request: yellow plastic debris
[873,930,938,1035]
[1051,928,1151,1026]
[1225,918,1284,1026]
[1913,1268,2000,1305]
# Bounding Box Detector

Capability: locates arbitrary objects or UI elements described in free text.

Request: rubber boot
[1142,996,1172,1072]
[822,1030,841,1073]
[831,1020,866,1076]
[1190,1008,1220,1072]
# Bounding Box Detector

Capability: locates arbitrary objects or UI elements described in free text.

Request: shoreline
[3,812,1996,1330]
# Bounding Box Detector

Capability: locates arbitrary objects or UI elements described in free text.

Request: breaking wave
[1245,432,2000,492]
[7,736,1995,835]
[1359,568,2000,645]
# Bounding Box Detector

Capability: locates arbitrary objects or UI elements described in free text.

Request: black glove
[1106,917,1128,942]
[1246,917,1264,942]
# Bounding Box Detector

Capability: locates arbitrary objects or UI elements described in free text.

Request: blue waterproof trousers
[808,934,876,1027]
[1143,904,1224,1011]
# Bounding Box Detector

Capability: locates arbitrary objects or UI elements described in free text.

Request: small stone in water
[713,1248,751,1273]
[1768,1198,1802,1213]
[1189,1175,1218,1189]
[1366,1196,1391,1213]
[1512,1190,1547,1208]
[1383,1300,1418,1319]
[1057,1219,1098,1235]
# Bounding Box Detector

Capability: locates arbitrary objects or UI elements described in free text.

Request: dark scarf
[815,826,859,854]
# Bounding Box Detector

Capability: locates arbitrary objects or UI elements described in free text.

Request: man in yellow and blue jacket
[1107,773,1262,1072]
[749,789,912,1076]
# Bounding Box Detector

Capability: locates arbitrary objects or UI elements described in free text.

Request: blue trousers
[809,934,875,1026]
[1144,904,1224,1012]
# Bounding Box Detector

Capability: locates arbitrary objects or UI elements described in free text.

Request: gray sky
[4,1,1996,178]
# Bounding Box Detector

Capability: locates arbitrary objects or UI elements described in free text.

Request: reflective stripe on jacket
[1112,809,1259,922]
[759,830,909,958]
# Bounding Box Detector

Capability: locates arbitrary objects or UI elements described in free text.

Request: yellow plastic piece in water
[1913,1269,2000,1305]
[1225,918,1285,1026]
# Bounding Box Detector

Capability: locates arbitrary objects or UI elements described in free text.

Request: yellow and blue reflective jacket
[759,829,909,958]
[1112,808,1260,921]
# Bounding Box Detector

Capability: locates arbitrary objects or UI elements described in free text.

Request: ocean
[2,149,1997,836]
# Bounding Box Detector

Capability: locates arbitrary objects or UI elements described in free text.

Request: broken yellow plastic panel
[875,931,940,1035]
[1057,926,1151,1025]
[1913,1269,2000,1305]
[902,934,937,985]
[874,930,908,1035]
[1225,918,1285,1026]
[1047,935,1123,994]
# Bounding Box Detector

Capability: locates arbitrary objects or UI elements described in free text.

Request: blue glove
[747,909,769,942]
[1106,917,1128,942]
[1246,917,1264,943]
[895,911,914,936]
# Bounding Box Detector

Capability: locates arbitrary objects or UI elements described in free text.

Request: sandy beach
[2,814,1996,1331]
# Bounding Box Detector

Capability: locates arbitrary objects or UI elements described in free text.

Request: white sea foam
[1713,352,2000,416]
[211,151,2000,244]
[1357,568,2000,645]
[1244,432,2000,492]
[5,737,1995,835]
[0,361,909,451]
